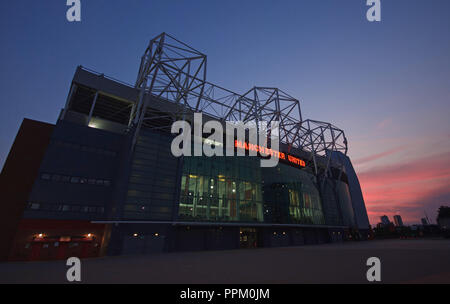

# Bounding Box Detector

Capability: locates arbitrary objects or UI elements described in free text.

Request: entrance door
[239,228,257,249]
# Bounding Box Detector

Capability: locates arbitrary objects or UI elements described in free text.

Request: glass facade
[125,130,354,228]
[179,155,264,222]
[125,130,178,220]
[262,164,325,225]
[178,153,326,225]
[320,179,345,226]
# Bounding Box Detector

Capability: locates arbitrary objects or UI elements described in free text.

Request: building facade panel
[24,120,126,221]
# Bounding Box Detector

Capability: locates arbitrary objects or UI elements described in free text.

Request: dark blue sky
[1,0,449,223]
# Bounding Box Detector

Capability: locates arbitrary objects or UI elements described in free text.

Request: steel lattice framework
[224,87,302,147]
[297,119,348,177]
[130,33,348,176]
[298,119,347,156]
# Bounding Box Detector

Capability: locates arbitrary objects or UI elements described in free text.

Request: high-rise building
[393,215,404,227]
[0,33,371,261]
[381,215,391,226]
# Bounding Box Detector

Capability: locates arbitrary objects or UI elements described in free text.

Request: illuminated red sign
[234,140,306,168]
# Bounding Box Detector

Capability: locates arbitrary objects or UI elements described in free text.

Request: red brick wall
[0,119,54,261]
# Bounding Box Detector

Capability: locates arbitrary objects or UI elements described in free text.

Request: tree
[437,206,450,225]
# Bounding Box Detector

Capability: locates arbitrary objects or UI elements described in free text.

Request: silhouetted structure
[393,215,404,227]
[437,206,450,238]
[381,215,390,226]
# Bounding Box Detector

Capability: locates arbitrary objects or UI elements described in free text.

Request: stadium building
[0,33,370,261]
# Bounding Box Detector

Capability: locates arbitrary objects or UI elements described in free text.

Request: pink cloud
[356,151,450,225]
[353,146,406,165]
[376,118,393,130]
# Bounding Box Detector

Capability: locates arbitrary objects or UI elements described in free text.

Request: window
[27,202,106,214]
[124,204,138,212]
[52,140,117,157]
[70,205,81,212]
[41,173,51,180]
[30,203,40,210]
[48,204,61,211]
[80,206,89,212]
[51,174,62,182]
[42,172,112,188]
